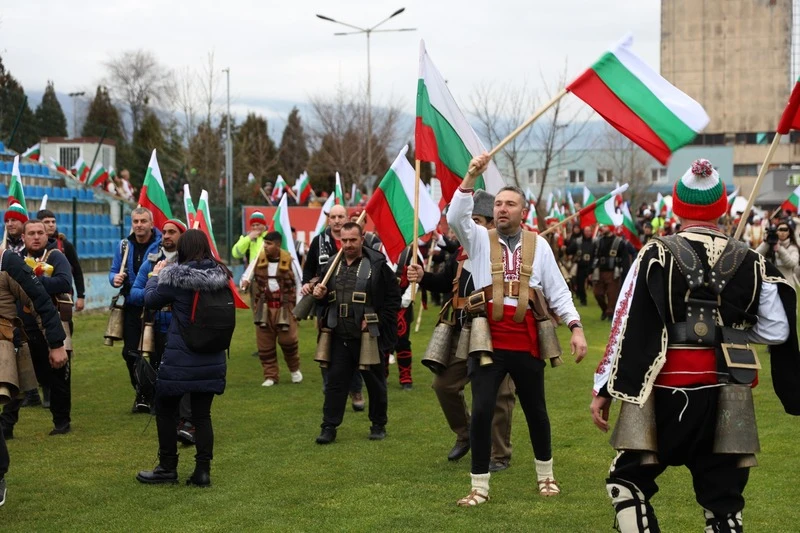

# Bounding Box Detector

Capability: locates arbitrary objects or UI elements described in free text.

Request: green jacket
[232,233,266,261]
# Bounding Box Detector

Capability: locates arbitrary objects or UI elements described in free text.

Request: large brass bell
[0,339,19,404]
[293,293,316,321]
[254,302,268,327]
[139,322,156,357]
[277,307,291,332]
[713,384,760,468]
[422,322,454,375]
[610,394,659,465]
[454,325,471,361]
[16,343,38,396]
[315,328,332,368]
[104,297,125,346]
[537,319,564,367]
[358,331,381,370]
[469,316,493,366]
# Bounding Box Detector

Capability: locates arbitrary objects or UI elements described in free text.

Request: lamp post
[68,91,85,138]
[316,8,415,183]
[222,68,233,262]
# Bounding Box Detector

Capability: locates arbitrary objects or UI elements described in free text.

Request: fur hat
[473,190,495,219]
[672,159,728,221]
[4,202,28,224]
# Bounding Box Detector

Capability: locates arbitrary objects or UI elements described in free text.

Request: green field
[2,300,798,532]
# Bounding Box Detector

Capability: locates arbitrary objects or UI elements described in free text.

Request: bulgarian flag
[314,194,336,237]
[71,156,90,182]
[183,183,196,227]
[108,166,117,181]
[138,149,173,229]
[87,163,109,187]
[583,186,596,206]
[777,76,800,134]
[271,175,287,202]
[49,157,68,175]
[566,190,577,215]
[22,143,40,161]
[334,173,345,205]
[273,193,303,293]
[295,172,313,204]
[620,203,642,250]
[654,192,667,216]
[366,145,440,263]
[579,184,628,228]
[9,156,27,210]
[567,34,709,165]
[781,185,800,213]
[350,183,364,206]
[415,40,505,203]
[524,200,538,228]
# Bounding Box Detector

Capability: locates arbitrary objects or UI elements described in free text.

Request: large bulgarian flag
[22,143,40,161]
[567,34,709,165]
[87,163,109,187]
[580,187,626,228]
[314,194,336,237]
[9,156,27,210]
[415,40,504,203]
[273,193,303,291]
[138,149,173,229]
[778,76,800,135]
[295,171,313,204]
[620,203,642,250]
[781,185,800,213]
[71,156,90,182]
[183,183,197,227]
[366,145,440,263]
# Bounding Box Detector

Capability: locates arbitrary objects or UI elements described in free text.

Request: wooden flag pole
[540,184,629,237]
[410,159,422,301]
[487,88,568,158]
[733,133,783,240]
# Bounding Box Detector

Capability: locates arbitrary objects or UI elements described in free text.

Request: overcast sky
[0,0,661,128]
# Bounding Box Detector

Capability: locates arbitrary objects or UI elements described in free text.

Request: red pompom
[691,159,714,178]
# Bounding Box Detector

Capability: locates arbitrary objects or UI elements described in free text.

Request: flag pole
[540,184,629,237]
[733,133,783,240]
[487,88,568,158]
[410,159,421,300]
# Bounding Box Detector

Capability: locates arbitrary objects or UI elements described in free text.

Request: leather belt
[480,284,535,304]
[667,322,720,346]
[451,296,469,310]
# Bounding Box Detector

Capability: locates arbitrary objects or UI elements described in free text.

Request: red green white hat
[4,202,28,224]
[249,211,266,227]
[672,159,728,221]
[162,218,187,234]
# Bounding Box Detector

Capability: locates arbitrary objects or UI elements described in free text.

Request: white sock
[535,458,554,481]
[471,473,490,496]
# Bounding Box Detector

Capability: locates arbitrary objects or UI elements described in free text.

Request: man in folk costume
[592,223,629,321]
[243,231,302,387]
[407,190,516,471]
[590,159,800,533]
[448,154,587,506]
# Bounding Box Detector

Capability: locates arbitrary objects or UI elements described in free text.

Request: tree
[129,110,166,186]
[277,107,309,182]
[35,81,68,137]
[82,86,125,142]
[0,56,39,152]
[188,121,224,199]
[594,125,655,209]
[104,50,174,136]
[235,113,280,203]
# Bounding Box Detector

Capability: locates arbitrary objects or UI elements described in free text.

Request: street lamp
[316,8,415,182]
[68,91,85,138]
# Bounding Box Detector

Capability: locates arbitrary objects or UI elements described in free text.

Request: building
[40,137,117,173]
[661,0,800,194]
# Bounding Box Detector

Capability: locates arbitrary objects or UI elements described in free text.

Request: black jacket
[303,228,339,284]
[19,248,73,331]
[55,235,85,298]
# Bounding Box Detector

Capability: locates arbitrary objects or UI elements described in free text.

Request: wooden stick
[540,184,629,237]
[487,88,568,158]
[414,252,434,333]
[410,159,421,300]
[734,133,783,240]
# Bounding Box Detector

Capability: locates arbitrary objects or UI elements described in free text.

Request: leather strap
[486,229,537,324]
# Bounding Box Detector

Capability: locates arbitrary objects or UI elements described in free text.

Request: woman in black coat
[136,230,231,487]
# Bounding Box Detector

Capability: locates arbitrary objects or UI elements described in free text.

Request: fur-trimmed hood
[158,260,229,291]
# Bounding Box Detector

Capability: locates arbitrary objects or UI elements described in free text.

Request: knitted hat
[672,159,728,221]
[473,190,495,219]
[162,218,187,234]
[249,211,266,227]
[349,207,364,219]
[4,202,28,224]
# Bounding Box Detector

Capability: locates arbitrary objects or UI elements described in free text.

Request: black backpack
[178,287,236,353]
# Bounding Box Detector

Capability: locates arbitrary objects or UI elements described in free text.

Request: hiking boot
[49,423,71,436]
[186,462,211,488]
[350,391,365,412]
[136,454,179,484]
[316,427,336,444]
[368,425,386,441]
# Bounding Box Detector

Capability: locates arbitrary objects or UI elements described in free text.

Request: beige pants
[256,306,300,382]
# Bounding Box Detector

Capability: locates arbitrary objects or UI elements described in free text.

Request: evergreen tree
[129,110,166,186]
[82,86,125,142]
[0,56,39,152]
[188,121,224,199]
[277,107,309,181]
[235,113,278,203]
[35,81,68,137]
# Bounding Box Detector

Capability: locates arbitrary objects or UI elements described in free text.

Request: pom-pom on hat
[249,211,266,227]
[4,202,28,224]
[162,218,187,234]
[672,159,728,221]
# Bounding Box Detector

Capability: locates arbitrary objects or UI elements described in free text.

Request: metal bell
[15,343,38,395]
[253,302,267,327]
[104,299,125,346]
[358,331,381,370]
[293,293,316,321]
[315,328,333,368]
[537,319,564,367]
[469,317,493,366]
[277,306,291,332]
[0,385,12,406]
[0,340,19,404]
[454,326,471,361]
[713,384,761,462]
[422,322,454,375]
[610,394,659,465]
[139,322,155,356]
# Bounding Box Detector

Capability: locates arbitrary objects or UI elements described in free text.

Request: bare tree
[594,125,654,209]
[173,66,199,144]
[198,51,221,127]
[104,50,175,136]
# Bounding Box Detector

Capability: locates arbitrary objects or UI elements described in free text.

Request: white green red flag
[566,191,577,215]
[579,184,628,228]
[620,203,642,250]
[777,76,800,134]
[583,186,596,207]
[350,183,364,206]
[9,156,26,210]
[726,187,740,205]
[334,173,345,205]
[108,166,117,181]
[183,184,196,227]
[87,163,109,187]
[294,172,313,205]
[22,143,40,161]
[271,175,287,202]
[366,145,440,263]
[71,156,89,182]
[567,34,709,165]
[138,150,173,229]
[415,40,504,203]
[273,193,303,291]
[524,199,538,228]
[49,157,67,175]
[781,185,800,213]
[654,193,667,216]
[314,194,337,237]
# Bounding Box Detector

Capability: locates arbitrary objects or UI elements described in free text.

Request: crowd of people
[1,156,799,533]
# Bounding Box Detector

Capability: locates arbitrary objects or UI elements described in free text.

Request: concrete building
[40,137,117,173]
[661,0,800,194]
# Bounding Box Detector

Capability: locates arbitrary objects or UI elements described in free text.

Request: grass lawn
[2,299,799,532]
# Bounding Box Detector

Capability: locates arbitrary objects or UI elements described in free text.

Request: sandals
[538,478,560,497]
[457,489,489,507]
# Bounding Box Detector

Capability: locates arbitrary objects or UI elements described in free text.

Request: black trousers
[322,336,387,429]
[156,392,214,464]
[469,349,550,474]
[0,430,7,480]
[122,305,143,391]
[575,266,590,304]
[609,387,750,517]
[320,366,363,395]
[0,331,71,429]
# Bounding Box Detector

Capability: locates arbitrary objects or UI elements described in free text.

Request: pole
[733,133,783,240]
[224,68,233,263]
[410,159,421,299]
[487,88,568,159]
[366,31,372,184]
[88,127,108,175]
[7,96,27,147]
[540,184,629,237]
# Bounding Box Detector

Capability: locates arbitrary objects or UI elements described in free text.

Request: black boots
[136,454,179,484]
[316,427,337,444]
[186,462,211,488]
